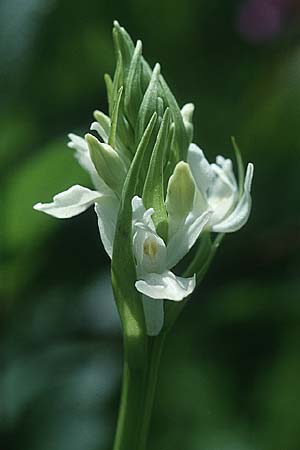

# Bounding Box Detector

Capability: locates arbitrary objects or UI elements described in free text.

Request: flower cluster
[34,22,254,336]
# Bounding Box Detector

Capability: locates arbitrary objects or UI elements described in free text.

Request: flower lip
[143,236,159,259]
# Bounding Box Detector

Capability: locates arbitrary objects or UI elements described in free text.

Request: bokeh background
[1,0,300,449]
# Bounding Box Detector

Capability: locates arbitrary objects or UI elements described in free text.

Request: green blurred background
[1,0,300,449]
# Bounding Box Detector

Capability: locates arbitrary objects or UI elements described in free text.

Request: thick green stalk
[139,334,166,449]
[112,333,166,450]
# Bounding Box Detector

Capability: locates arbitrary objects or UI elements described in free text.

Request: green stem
[112,333,166,450]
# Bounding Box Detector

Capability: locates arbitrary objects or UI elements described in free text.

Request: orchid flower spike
[33,21,254,338]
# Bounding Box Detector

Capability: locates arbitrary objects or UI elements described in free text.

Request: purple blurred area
[237,0,298,42]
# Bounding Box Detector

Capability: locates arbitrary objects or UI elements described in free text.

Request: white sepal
[94,194,119,258]
[212,163,254,233]
[187,143,213,194]
[33,185,101,219]
[166,209,212,269]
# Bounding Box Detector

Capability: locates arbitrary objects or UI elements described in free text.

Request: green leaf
[143,108,171,241]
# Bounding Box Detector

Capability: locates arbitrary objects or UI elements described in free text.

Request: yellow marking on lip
[143,237,158,258]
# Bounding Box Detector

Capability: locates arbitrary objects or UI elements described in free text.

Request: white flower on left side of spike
[33,131,120,258]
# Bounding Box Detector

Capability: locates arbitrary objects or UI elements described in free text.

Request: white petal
[212,163,254,233]
[94,195,119,258]
[68,133,94,174]
[142,296,164,336]
[166,210,211,269]
[133,224,167,274]
[215,155,237,187]
[181,103,194,123]
[208,162,238,225]
[90,121,109,143]
[187,143,213,194]
[132,196,155,231]
[34,185,101,219]
[135,270,196,301]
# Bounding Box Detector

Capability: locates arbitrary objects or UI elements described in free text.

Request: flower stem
[112,333,166,450]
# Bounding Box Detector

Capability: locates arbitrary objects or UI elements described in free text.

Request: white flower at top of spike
[187,143,254,233]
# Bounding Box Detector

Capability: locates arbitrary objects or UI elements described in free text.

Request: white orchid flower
[187,143,254,233]
[34,132,120,258]
[131,162,212,335]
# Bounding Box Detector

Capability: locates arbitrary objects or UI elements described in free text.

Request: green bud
[85,133,127,196]
[143,108,171,241]
[165,161,195,223]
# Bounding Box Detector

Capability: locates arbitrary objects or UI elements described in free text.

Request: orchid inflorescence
[34,21,254,337]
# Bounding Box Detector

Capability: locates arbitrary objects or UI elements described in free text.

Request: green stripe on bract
[108,86,123,148]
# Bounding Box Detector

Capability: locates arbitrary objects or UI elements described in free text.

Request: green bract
[34,21,254,337]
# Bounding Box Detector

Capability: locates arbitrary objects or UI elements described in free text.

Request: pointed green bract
[111,113,157,349]
[113,21,135,82]
[110,51,123,117]
[143,108,171,241]
[109,86,124,148]
[125,40,143,127]
[231,136,245,198]
[159,74,189,163]
[137,63,161,143]
[104,73,113,114]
